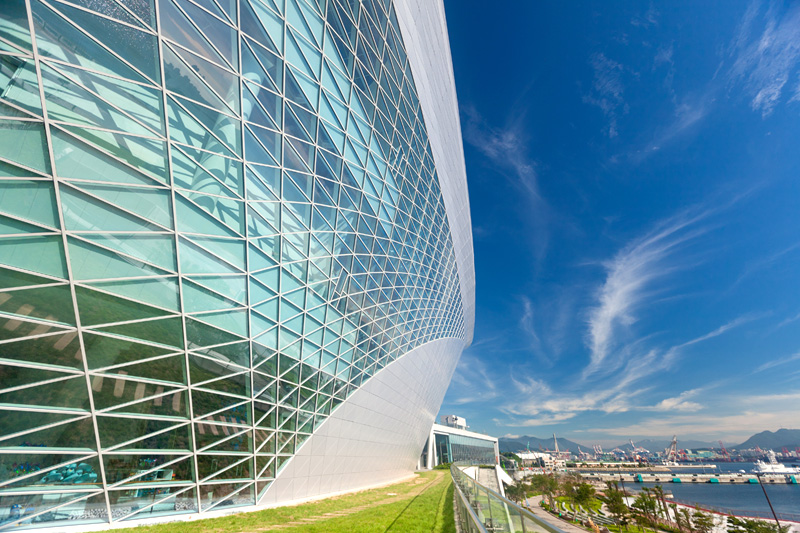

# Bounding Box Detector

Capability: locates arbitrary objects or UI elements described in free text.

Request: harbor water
[629,463,800,518]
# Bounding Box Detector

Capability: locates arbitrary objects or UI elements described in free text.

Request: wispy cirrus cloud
[492,314,754,430]
[729,1,800,116]
[631,4,659,28]
[583,53,628,138]
[462,105,540,201]
[584,208,711,378]
[756,351,800,372]
[447,352,500,406]
[462,104,552,267]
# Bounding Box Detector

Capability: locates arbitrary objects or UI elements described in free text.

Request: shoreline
[664,499,800,533]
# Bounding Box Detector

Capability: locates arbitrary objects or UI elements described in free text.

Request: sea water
[632,463,800,517]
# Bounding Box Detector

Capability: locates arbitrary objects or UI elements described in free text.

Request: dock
[580,472,799,484]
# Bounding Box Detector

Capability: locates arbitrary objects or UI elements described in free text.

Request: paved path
[522,496,590,533]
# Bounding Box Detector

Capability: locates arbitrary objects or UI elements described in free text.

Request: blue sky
[438,0,800,446]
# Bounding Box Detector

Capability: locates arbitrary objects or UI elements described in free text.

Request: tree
[676,508,693,533]
[728,516,790,533]
[505,481,527,504]
[631,491,657,523]
[693,511,715,533]
[669,503,679,524]
[529,474,558,508]
[572,483,596,520]
[652,484,668,520]
[605,482,629,531]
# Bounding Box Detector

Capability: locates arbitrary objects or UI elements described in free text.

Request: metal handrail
[452,474,489,533]
[450,464,569,533]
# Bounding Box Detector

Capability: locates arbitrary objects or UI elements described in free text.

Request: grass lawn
[554,495,603,512]
[602,524,668,533]
[120,470,456,533]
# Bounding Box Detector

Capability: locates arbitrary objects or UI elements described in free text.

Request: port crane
[718,441,731,461]
[664,435,678,462]
[593,444,603,455]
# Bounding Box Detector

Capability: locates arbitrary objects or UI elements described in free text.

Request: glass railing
[450,464,567,533]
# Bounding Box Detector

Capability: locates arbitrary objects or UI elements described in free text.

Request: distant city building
[516,452,566,470]
[0,0,474,529]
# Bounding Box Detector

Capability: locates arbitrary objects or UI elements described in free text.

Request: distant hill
[499,430,800,455]
[733,429,800,451]
[614,438,717,451]
[499,435,587,454]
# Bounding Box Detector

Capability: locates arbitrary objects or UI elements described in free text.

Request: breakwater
[581,471,798,484]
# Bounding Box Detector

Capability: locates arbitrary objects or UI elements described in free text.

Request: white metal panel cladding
[261,337,463,506]
[0,0,473,529]
[394,0,475,344]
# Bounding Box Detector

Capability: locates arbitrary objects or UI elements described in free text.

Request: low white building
[516,451,566,470]
[419,423,499,468]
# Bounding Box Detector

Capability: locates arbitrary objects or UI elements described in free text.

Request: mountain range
[498,429,800,454]
[732,429,800,451]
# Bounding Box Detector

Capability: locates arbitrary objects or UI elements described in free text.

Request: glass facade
[0,0,467,528]
[434,433,496,466]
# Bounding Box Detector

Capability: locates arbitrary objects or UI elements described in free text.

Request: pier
[580,472,798,484]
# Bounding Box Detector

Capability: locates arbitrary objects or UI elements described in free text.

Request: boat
[752,450,800,474]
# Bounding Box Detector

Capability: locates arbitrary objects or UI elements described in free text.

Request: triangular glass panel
[86,277,179,312]
[0,371,88,410]
[0,283,76,326]
[96,416,190,451]
[245,0,283,51]
[187,275,246,304]
[0,412,95,449]
[198,479,253,510]
[93,352,185,386]
[190,389,245,419]
[57,124,168,184]
[46,0,159,82]
[184,316,242,349]
[0,119,50,174]
[175,193,242,239]
[92,316,184,350]
[0,330,82,369]
[50,129,159,186]
[195,423,251,453]
[75,285,174,327]
[190,309,248,338]
[0,214,49,238]
[159,0,230,69]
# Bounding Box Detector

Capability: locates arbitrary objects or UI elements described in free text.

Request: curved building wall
[0,0,472,529]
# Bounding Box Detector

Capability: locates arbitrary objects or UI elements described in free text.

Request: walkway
[522,496,590,533]
[477,467,501,494]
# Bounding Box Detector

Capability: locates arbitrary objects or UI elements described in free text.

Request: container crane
[718,441,731,461]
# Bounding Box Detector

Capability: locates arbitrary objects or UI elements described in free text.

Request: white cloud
[519,296,542,352]
[585,209,710,378]
[729,2,800,116]
[583,53,627,138]
[510,413,578,428]
[447,352,500,406]
[631,4,659,28]
[647,390,703,412]
[462,106,540,200]
[591,398,800,442]
[756,352,800,372]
